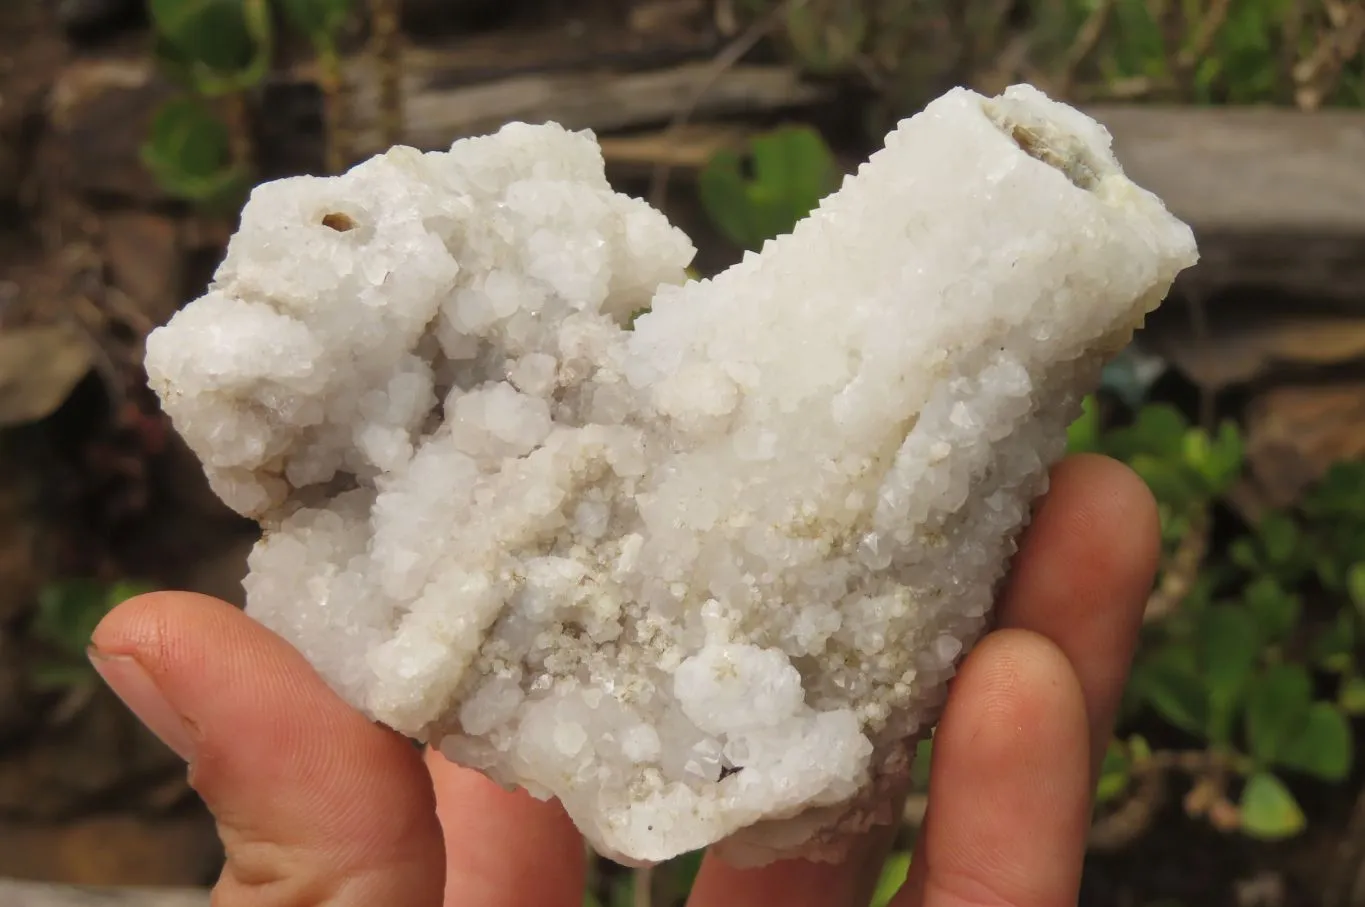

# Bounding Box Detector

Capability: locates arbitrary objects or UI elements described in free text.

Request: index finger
[995,453,1160,774]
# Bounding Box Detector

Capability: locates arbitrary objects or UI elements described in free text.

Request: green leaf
[1107,404,1189,460]
[1278,703,1353,781]
[33,580,109,656]
[1349,563,1365,615]
[658,850,704,903]
[699,126,838,251]
[1257,512,1301,568]
[1132,645,1208,737]
[107,580,156,607]
[149,0,254,72]
[140,99,244,204]
[1197,605,1260,743]
[1245,664,1312,766]
[1230,537,1261,572]
[582,891,604,907]
[607,874,633,907]
[32,578,157,663]
[870,852,911,907]
[1312,609,1356,674]
[1190,421,1243,493]
[751,126,840,233]
[1303,461,1365,521]
[1340,676,1365,715]
[1095,738,1131,804]
[1066,395,1101,454]
[1239,772,1306,840]
[147,0,270,91]
[1244,577,1301,644]
[28,660,97,692]
[1128,454,1202,509]
[698,151,763,250]
[911,736,933,790]
[278,0,355,40]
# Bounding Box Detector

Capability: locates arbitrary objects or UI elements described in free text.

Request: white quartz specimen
[145,84,1197,866]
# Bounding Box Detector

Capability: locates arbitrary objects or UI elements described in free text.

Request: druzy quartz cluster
[145,85,1198,866]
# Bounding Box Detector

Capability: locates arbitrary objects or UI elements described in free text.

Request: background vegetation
[0,0,1362,905]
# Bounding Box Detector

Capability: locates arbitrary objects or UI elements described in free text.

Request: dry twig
[1088,748,1241,852]
[369,0,404,150]
[1175,0,1231,74]
[1054,0,1113,98]
[633,865,654,907]
[647,0,806,207]
[1294,0,1365,109]
[1143,505,1210,625]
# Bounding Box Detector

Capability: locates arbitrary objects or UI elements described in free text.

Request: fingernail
[88,647,196,762]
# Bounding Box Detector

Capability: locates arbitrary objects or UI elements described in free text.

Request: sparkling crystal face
[146,85,1197,865]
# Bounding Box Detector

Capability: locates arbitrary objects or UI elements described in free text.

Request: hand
[89,453,1158,907]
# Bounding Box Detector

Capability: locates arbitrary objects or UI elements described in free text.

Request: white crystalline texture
[145,85,1197,865]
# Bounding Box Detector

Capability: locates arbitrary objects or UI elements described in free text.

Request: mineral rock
[145,85,1197,866]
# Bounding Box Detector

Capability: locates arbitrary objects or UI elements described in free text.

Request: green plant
[740,0,1362,122]
[278,0,359,173]
[30,579,156,690]
[698,125,840,251]
[141,97,247,205]
[1029,0,1365,106]
[1074,397,1363,845]
[142,0,273,206]
[141,0,365,203]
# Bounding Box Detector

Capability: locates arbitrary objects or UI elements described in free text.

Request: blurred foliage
[141,97,247,205]
[698,125,841,251]
[141,0,360,204]
[1076,404,1364,842]
[148,0,273,95]
[736,0,1363,129]
[30,579,156,690]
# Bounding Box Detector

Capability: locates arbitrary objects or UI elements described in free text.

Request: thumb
[90,591,446,907]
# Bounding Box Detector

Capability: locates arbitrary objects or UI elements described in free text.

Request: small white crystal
[145,85,1197,866]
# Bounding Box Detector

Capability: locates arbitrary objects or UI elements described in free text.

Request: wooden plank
[1088,104,1365,236]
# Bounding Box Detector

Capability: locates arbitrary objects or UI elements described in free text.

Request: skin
[89,453,1158,907]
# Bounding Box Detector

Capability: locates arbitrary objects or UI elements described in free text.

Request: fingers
[690,454,1153,906]
[426,748,586,907]
[893,630,1092,907]
[684,817,902,907]
[996,453,1159,774]
[90,592,446,907]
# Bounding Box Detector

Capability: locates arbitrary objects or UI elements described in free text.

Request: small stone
[145,85,1196,866]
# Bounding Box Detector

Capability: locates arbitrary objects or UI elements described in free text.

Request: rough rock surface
[145,84,1197,866]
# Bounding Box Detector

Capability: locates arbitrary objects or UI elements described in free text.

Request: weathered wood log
[0,880,209,907]
[340,58,831,157]
[1089,104,1365,307]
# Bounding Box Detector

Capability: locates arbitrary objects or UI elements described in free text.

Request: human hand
[89,453,1158,907]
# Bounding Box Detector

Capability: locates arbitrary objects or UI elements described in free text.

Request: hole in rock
[981,98,1104,193]
[321,212,357,232]
[1006,124,1100,191]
